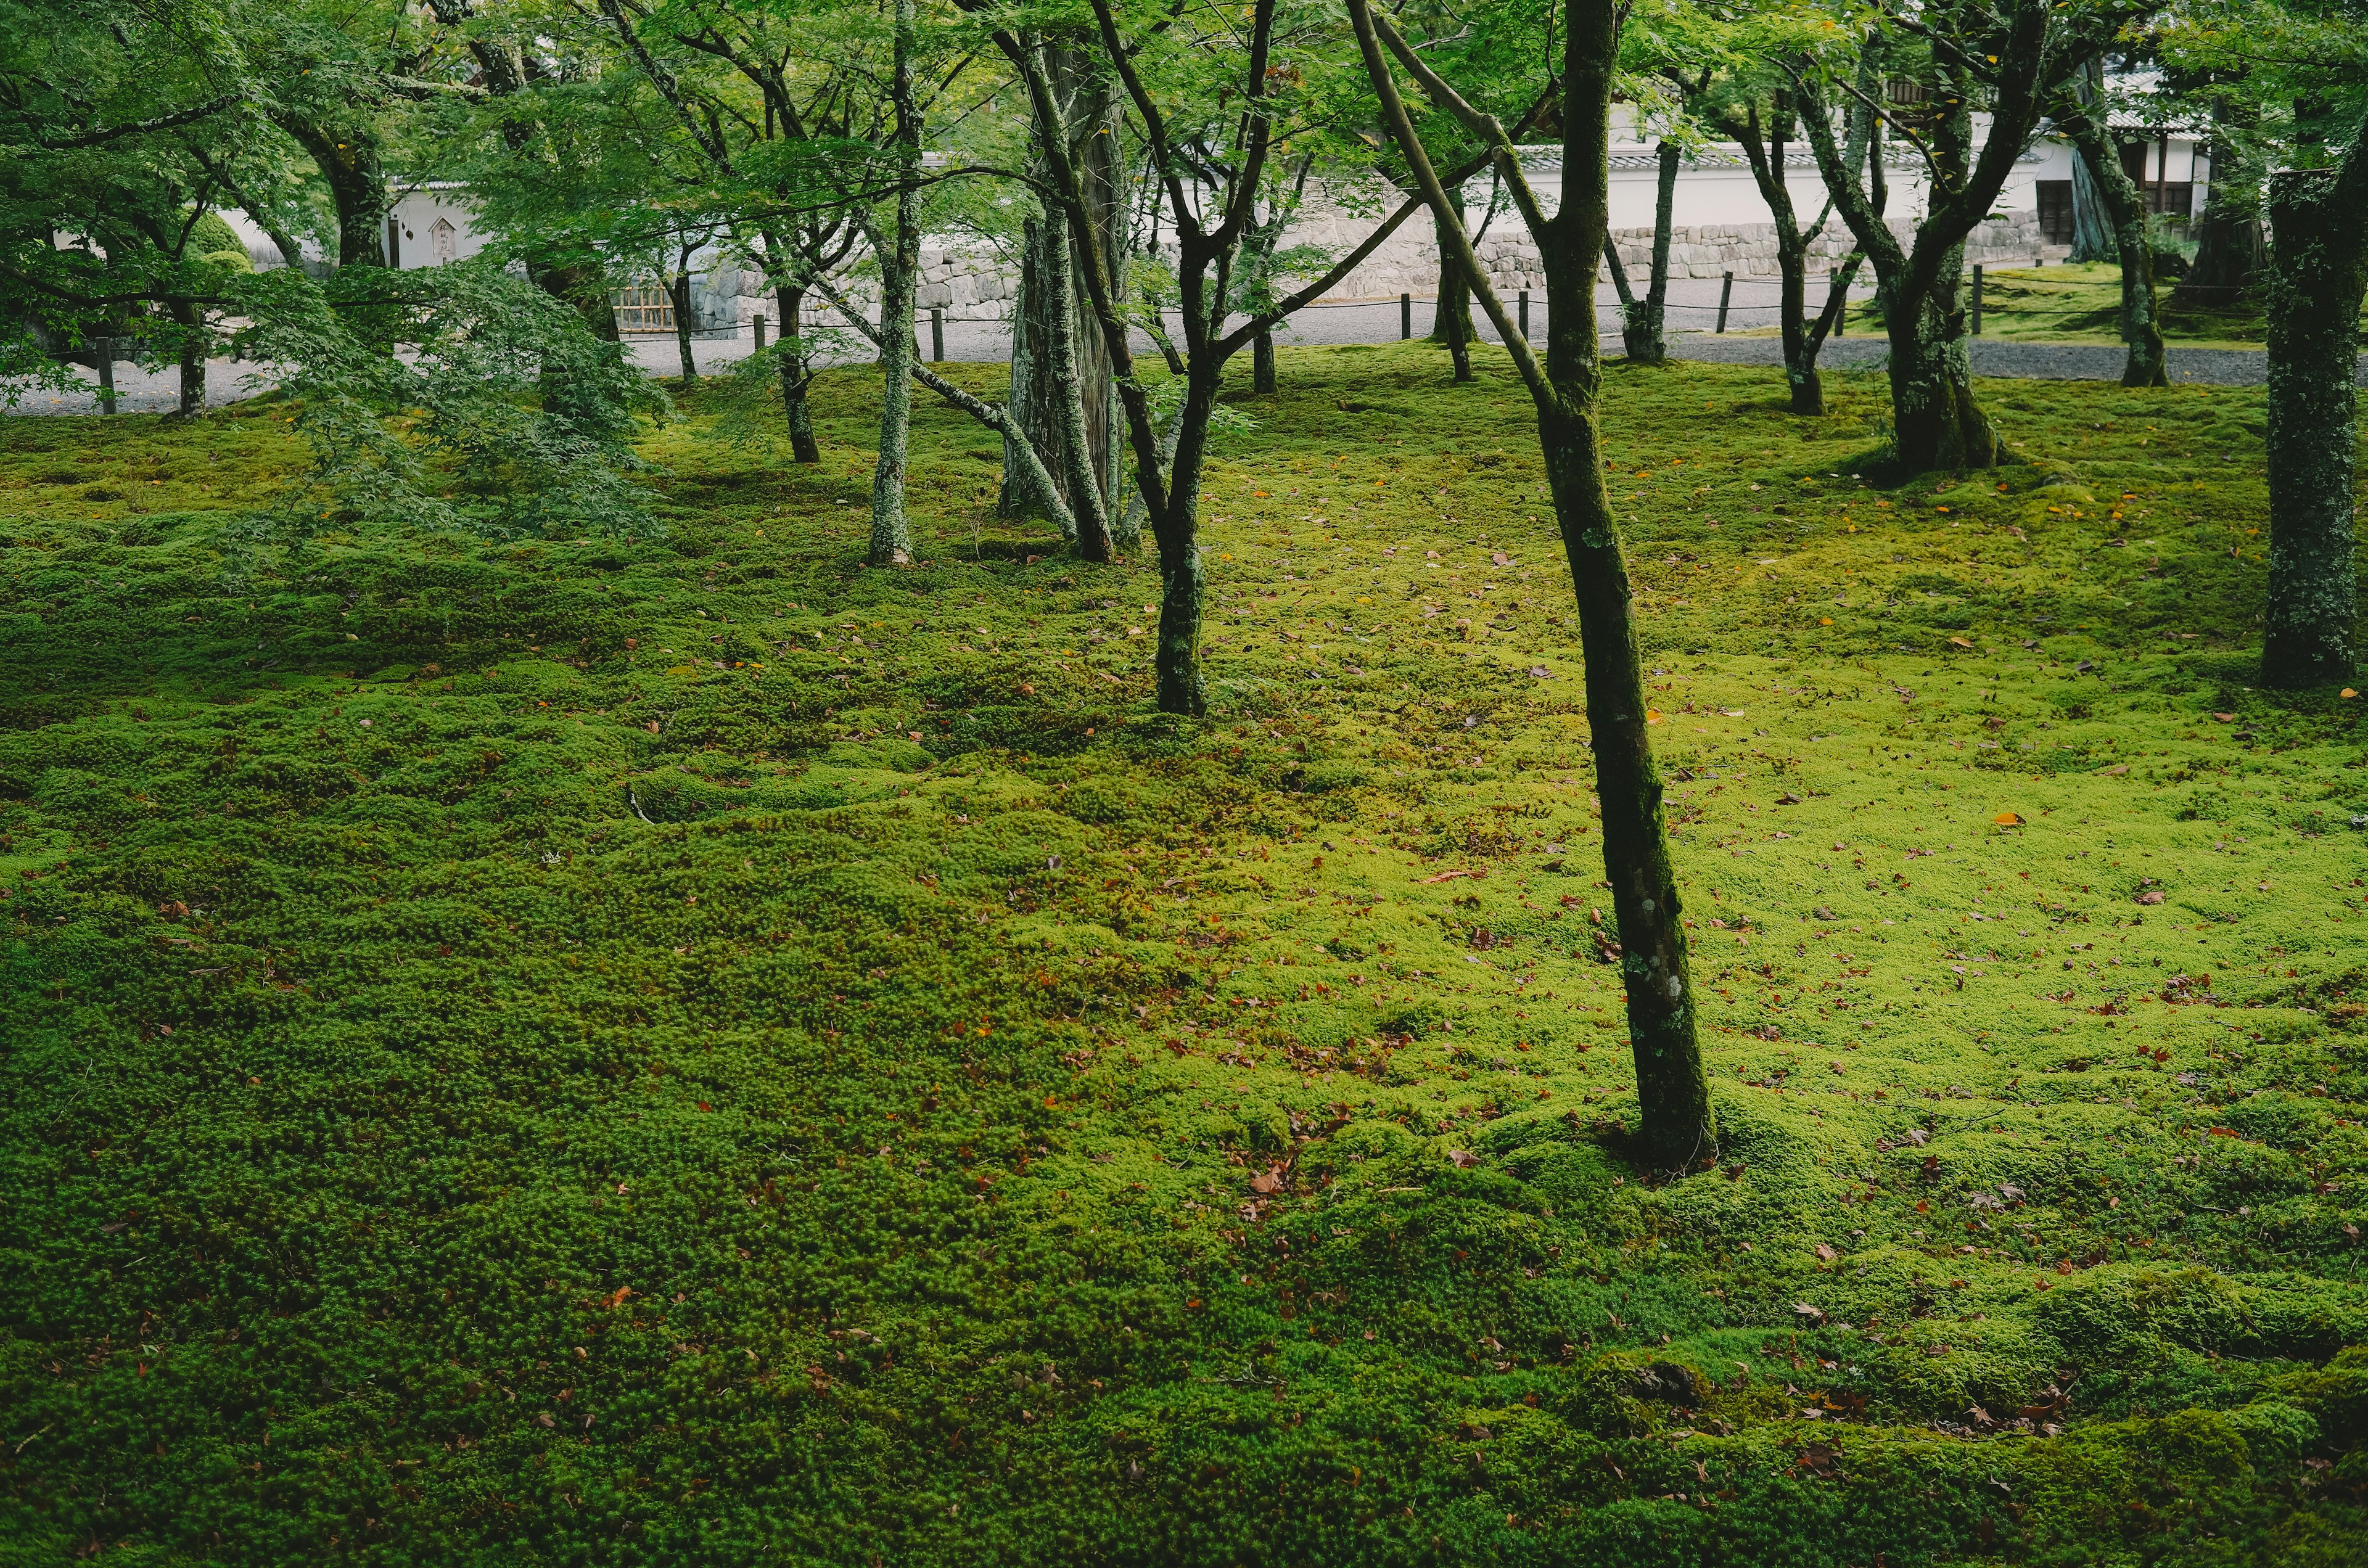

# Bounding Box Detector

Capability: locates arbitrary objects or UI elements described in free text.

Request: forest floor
[2,344,2364,1566]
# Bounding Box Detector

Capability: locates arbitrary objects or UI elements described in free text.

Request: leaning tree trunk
[866,0,921,569]
[1343,0,1711,1172]
[778,284,820,464]
[2259,168,2364,688]
[1881,255,1996,473]
[1540,133,1708,1173]
[2064,117,2168,388]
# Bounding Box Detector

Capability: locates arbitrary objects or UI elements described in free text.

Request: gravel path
[12,275,2351,416]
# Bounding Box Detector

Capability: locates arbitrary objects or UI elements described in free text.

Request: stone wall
[839,213,2065,325]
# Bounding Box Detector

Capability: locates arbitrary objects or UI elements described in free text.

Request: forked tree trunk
[1735,88,1867,418]
[1881,255,1996,473]
[2259,168,2364,688]
[1347,0,1713,1173]
[778,284,819,464]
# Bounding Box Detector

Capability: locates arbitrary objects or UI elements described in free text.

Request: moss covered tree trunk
[1881,252,1995,473]
[2260,167,2366,688]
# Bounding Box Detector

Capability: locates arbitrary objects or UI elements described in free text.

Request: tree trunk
[277,118,388,269]
[2069,147,2119,263]
[166,297,205,417]
[1426,191,1474,379]
[2063,115,2167,388]
[1042,198,1115,562]
[998,228,1048,518]
[2259,168,2364,688]
[1252,329,1276,392]
[1881,258,1996,473]
[779,284,820,464]
[1149,375,1218,716]
[866,0,920,570]
[670,266,699,384]
[1346,0,1712,1170]
[1630,139,1679,366]
[534,258,620,341]
[1777,248,1823,415]
[1002,49,1124,527]
[2176,118,2262,308]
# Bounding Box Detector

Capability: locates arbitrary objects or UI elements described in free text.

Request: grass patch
[2,343,2364,1564]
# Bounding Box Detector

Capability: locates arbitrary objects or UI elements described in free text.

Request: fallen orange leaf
[1994,812,2025,826]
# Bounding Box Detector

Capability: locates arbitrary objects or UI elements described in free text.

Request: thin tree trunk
[1149,374,1218,715]
[1631,139,1680,366]
[867,0,921,569]
[2259,167,2365,688]
[778,284,820,464]
[1347,0,1711,1172]
[670,264,699,384]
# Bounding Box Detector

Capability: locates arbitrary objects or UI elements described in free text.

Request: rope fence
[749,255,2058,361]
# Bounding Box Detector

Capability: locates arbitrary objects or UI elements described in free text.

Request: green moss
[0,344,2362,1562]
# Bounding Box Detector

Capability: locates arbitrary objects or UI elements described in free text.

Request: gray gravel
[12,274,2346,416]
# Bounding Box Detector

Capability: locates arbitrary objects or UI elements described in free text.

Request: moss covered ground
[1885,260,2363,348]
[2,343,2365,1565]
